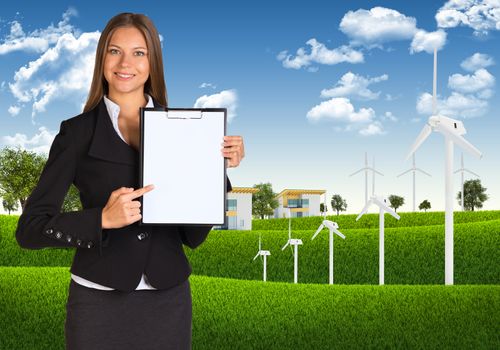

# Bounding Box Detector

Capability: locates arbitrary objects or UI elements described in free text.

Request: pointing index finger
[125,185,155,201]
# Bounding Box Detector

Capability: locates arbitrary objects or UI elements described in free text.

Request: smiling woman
[14,12,245,350]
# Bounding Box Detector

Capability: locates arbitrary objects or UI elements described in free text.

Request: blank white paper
[141,109,226,224]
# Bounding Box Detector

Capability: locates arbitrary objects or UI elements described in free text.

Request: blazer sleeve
[15,120,105,255]
[179,177,232,249]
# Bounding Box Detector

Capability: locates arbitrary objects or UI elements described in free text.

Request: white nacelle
[429,115,466,136]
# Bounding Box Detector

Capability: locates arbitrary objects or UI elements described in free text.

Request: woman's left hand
[221,136,245,168]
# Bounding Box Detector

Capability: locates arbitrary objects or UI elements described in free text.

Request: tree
[388,195,404,213]
[457,179,488,211]
[2,192,19,214]
[320,203,327,215]
[62,184,83,212]
[418,199,431,212]
[330,194,347,216]
[252,183,278,219]
[0,147,81,212]
[0,147,46,209]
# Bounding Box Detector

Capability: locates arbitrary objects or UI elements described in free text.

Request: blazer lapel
[88,99,138,165]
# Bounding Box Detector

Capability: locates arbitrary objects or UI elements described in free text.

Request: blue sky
[1,0,499,213]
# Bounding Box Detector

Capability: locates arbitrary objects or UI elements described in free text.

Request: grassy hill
[1,212,499,349]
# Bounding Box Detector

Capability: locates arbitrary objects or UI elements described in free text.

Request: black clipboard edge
[138,107,228,227]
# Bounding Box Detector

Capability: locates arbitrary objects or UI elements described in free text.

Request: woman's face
[104,26,150,98]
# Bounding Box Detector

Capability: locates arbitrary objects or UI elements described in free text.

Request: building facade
[219,187,259,230]
[274,189,325,218]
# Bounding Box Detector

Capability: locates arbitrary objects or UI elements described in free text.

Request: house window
[228,216,237,229]
[227,199,237,211]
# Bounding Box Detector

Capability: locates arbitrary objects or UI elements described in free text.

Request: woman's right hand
[101,185,155,229]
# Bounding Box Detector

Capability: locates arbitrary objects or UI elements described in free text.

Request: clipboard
[139,107,227,225]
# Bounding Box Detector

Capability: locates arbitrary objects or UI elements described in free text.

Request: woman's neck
[107,90,148,116]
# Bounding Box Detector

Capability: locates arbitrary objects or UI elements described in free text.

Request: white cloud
[436,0,500,36]
[2,126,57,154]
[339,7,418,46]
[8,105,20,116]
[416,91,489,118]
[410,29,447,53]
[460,53,495,71]
[0,8,78,55]
[8,31,100,118]
[448,68,495,94]
[359,121,385,136]
[320,71,388,100]
[306,97,375,124]
[277,38,364,70]
[382,111,398,122]
[194,89,238,122]
[199,82,216,89]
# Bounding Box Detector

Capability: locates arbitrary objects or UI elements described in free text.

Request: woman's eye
[109,48,120,55]
[135,51,146,56]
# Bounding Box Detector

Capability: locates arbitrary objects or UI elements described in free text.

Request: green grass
[1,267,499,350]
[2,215,499,284]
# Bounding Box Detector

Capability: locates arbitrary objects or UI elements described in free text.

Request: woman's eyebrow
[108,44,148,50]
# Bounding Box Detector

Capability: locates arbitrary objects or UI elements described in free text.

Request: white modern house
[274,189,325,218]
[222,187,259,230]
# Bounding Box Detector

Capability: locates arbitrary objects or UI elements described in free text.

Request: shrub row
[252,210,500,230]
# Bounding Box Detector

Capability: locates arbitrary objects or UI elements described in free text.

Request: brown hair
[83,13,167,112]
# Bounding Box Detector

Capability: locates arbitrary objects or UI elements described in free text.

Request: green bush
[252,210,500,230]
[1,267,499,350]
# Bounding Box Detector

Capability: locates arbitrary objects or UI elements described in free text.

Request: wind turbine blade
[281,242,290,251]
[333,228,346,239]
[349,168,366,177]
[415,168,432,177]
[311,224,324,240]
[433,48,437,115]
[253,252,260,261]
[373,197,400,220]
[435,123,482,159]
[367,167,384,176]
[397,168,413,177]
[463,168,480,177]
[356,200,372,221]
[406,124,432,160]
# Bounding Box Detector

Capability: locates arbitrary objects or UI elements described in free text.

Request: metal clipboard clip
[165,110,204,119]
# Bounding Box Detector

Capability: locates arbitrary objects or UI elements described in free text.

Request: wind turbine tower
[397,154,431,212]
[407,48,482,285]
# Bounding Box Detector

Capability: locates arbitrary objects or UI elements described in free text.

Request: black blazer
[16,98,231,292]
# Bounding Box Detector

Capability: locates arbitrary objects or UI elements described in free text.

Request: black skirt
[65,278,192,350]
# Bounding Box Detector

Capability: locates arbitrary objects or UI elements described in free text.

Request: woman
[15,13,244,349]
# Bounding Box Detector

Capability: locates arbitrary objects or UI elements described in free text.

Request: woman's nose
[119,53,132,67]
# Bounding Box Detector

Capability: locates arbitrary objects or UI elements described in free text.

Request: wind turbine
[311,220,346,284]
[454,152,480,211]
[282,208,303,283]
[356,196,400,285]
[350,152,383,205]
[397,154,431,212]
[253,234,271,282]
[407,48,482,285]
[371,155,384,196]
